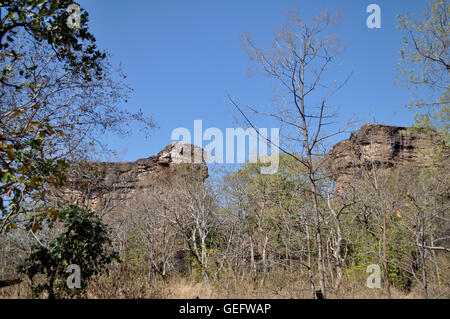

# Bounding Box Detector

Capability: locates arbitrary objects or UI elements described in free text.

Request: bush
[18,205,119,299]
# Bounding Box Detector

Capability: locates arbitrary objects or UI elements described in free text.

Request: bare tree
[230,9,351,298]
[166,173,218,280]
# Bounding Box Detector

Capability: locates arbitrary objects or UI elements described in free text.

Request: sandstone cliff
[54,124,443,207]
[327,123,442,188]
[52,142,208,210]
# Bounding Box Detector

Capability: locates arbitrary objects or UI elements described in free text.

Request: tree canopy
[0,1,155,233]
[397,0,449,137]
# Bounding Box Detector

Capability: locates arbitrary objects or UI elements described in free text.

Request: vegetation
[0,1,448,299]
[0,0,153,297]
[0,0,155,234]
[18,205,119,299]
[397,0,449,139]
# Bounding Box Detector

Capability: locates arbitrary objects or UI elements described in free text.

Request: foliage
[396,0,449,138]
[0,0,106,83]
[0,121,69,232]
[0,1,155,233]
[18,205,119,299]
[339,164,449,295]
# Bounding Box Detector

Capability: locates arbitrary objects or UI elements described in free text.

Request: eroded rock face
[327,123,440,188]
[52,142,208,210]
[47,142,207,276]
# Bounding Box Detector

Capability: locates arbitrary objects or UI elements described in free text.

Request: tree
[1,0,106,84]
[124,183,185,280]
[335,156,450,299]
[0,1,155,233]
[395,165,449,298]
[0,133,69,233]
[220,155,316,295]
[397,0,449,136]
[230,9,350,298]
[18,205,119,299]
[166,172,218,280]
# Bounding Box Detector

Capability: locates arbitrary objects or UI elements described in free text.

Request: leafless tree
[229,9,351,298]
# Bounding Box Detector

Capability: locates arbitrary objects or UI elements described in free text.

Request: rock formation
[49,124,445,276]
[52,142,208,210]
[54,124,445,205]
[47,142,208,275]
[327,123,442,189]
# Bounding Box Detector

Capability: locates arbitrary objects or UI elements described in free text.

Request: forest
[0,0,448,299]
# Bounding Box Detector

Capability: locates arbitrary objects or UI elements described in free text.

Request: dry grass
[0,278,428,299]
[0,263,433,299]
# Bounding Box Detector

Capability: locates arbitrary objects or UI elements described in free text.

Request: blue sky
[77,0,425,162]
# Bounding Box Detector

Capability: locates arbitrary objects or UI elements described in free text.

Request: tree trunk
[382,205,391,296]
[48,272,56,299]
[420,217,428,299]
[305,219,315,299]
[311,182,326,299]
[250,236,257,280]
[260,234,268,287]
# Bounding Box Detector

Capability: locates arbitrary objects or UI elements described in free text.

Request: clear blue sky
[77,0,425,162]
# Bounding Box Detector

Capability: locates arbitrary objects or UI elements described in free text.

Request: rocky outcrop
[47,142,208,276]
[327,123,441,188]
[52,142,208,210]
[54,124,443,205]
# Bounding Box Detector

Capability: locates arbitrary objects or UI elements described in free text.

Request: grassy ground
[0,273,424,299]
